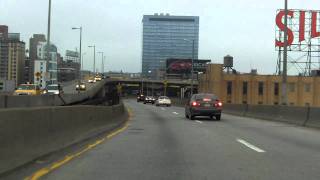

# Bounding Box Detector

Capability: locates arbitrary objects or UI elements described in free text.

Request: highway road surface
[7,99,320,180]
[62,80,96,94]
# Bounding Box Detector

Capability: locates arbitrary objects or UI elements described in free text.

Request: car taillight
[215,101,223,107]
[191,101,200,107]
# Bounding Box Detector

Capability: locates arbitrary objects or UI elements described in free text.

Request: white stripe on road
[161,107,166,110]
[237,138,266,153]
[195,120,203,124]
[172,112,179,115]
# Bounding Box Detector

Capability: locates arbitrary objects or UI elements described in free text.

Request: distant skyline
[0,0,316,74]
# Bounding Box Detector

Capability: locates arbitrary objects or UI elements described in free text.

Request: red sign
[276,10,320,47]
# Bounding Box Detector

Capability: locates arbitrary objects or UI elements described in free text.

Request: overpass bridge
[108,78,198,97]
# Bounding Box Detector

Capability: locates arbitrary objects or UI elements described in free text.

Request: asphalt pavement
[62,81,96,94]
[31,99,320,180]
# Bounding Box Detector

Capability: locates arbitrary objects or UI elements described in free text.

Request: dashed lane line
[237,138,266,153]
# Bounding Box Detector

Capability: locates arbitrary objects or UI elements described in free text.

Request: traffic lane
[42,99,265,180]
[168,105,320,179]
[63,81,95,94]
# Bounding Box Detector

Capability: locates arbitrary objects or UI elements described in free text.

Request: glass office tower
[142,14,199,78]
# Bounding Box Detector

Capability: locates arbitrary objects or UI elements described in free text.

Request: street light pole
[191,39,195,97]
[88,45,96,74]
[282,0,288,105]
[46,0,52,84]
[102,56,105,74]
[72,26,83,93]
[81,53,86,71]
[183,39,195,97]
[98,52,104,73]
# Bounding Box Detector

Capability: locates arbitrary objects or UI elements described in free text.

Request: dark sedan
[185,93,222,120]
[144,96,155,104]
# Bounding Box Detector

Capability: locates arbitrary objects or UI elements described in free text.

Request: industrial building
[198,56,320,107]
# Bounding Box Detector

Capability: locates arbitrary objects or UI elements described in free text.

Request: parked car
[76,83,86,91]
[185,93,222,120]
[137,94,145,102]
[43,84,63,95]
[13,84,42,96]
[144,96,155,104]
[155,96,171,107]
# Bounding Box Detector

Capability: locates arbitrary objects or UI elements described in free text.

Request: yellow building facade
[198,64,320,107]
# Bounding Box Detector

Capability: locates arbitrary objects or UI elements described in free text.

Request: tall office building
[0,25,25,86]
[29,34,46,83]
[142,14,199,78]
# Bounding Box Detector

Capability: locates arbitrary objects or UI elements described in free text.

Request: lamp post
[88,45,96,74]
[81,53,86,71]
[183,39,195,97]
[281,0,288,105]
[72,27,82,93]
[46,0,52,84]
[102,56,105,74]
[98,52,104,74]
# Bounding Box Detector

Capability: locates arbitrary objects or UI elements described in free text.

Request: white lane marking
[195,120,203,124]
[237,138,266,153]
[161,107,166,110]
[172,112,179,115]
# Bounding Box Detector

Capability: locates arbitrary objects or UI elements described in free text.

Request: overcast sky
[0,0,316,73]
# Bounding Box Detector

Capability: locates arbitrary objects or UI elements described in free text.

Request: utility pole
[72,26,82,93]
[46,0,51,84]
[102,56,105,74]
[98,52,104,74]
[282,0,288,105]
[88,45,96,74]
[191,39,195,97]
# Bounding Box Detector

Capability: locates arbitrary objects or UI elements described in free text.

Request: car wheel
[190,115,195,120]
[185,114,189,119]
[210,115,214,120]
[215,115,221,120]
[156,104,159,106]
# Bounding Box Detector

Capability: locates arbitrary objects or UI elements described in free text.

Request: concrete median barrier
[245,105,308,126]
[0,103,127,174]
[306,107,320,128]
[222,104,320,128]
[223,104,248,116]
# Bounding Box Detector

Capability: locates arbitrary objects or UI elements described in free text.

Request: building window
[289,83,295,92]
[227,81,232,95]
[274,82,279,96]
[304,83,311,92]
[242,82,248,95]
[258,101,263,105]
[305,103,310,107]
[290,102,295,106]
[242,101,247,104]
[274,102,279,105]
[258,82,264,95]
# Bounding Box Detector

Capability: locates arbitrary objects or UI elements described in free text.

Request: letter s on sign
[276,10,294,47]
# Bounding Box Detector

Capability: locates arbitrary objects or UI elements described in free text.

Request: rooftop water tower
[223,55,235,74]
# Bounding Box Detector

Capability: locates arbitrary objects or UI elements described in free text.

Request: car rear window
[195,94,217,101]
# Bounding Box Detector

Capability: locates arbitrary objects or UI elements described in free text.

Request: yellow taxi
[13,84,42,96]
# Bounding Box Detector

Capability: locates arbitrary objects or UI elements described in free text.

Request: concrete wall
[223,104,319,128]
[0,103,127,174]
